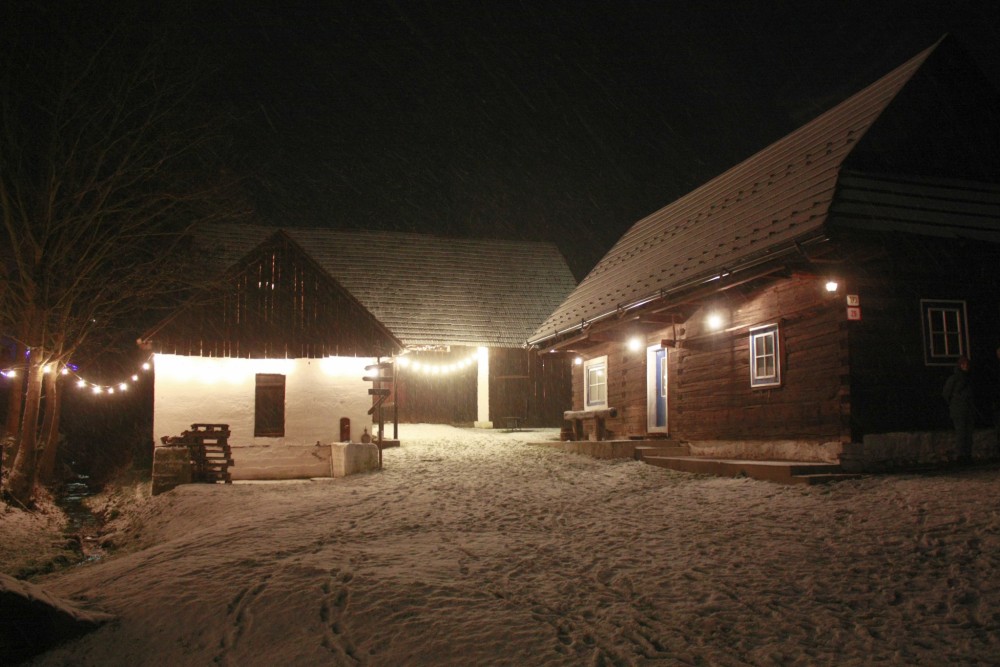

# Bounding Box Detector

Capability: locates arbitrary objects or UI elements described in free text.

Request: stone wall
[840,430,998,472]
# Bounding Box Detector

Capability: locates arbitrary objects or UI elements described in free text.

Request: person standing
[943,355,975,464]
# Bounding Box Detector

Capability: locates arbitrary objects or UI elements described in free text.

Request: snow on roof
[196,225,577,349]
[528,39,940,346]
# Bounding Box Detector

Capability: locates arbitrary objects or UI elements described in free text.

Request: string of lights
[395,350,480,375]
[1,349,484,389]
[0,355,154,396]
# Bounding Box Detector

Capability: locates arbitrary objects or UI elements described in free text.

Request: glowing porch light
[825,280,839,293]
[706,312,724,331]
[574,357,583,366]
[627,337,643,352]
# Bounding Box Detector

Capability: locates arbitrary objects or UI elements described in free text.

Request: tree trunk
[3,341,27,442]
[5,357,45,506]
[37,368,64,485]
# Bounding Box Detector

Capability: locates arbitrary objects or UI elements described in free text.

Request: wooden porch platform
[530,440,861,485]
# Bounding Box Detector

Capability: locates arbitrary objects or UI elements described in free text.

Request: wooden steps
[634,442,859,484]
[640,454,860,485]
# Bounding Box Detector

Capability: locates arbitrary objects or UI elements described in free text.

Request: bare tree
[0,18,247,505]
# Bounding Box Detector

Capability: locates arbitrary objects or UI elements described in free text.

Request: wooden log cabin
[528,37,1000,469]
[140,227,576,479]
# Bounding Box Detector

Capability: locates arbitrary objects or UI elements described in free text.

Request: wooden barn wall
[149,237,396,358]
[571,277,849,442]
[489,348,572,427]
[394,348,477,424]
[843,235,1000,439]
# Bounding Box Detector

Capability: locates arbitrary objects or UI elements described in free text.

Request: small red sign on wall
[847,306,862,321]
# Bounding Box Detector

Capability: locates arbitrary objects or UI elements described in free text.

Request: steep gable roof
[143,230,403,358]
[530,37,1000,346]
[195,225,576,349]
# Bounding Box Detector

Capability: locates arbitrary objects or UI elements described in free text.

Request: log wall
[571,276,850,443]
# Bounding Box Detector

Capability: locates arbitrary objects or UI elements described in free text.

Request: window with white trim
[749,324,781,388]
[584,355,608,409]
[921,299,968,366]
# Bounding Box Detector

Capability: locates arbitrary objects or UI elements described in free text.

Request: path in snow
[28,425,1000,666]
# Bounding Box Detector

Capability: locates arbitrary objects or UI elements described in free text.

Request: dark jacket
[943,363,975,419]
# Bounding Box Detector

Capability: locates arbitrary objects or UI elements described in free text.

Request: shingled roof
[195,225,576,349]
[529,37,1000,347]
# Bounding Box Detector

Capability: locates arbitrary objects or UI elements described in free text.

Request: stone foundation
[151,446,193,496]
[228,444,333,480]
[331,442,381,477]
[686,439,844,464]
[840,429,999,472]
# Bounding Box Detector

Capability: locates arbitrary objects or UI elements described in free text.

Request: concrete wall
[152,354,376,479]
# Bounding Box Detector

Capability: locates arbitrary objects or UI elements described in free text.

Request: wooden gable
[143,231,401,358]
[844,37,1000,182]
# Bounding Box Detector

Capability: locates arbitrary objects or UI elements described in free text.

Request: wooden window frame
[254,373,286,437]
[921,299,969,366]
[584,355,608,410]
[749,324,781,388]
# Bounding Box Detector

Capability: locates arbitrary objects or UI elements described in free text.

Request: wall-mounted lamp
[825,280,839,293]
[627,336,643,352]
[706,312,725,331]
[573,357,583,366]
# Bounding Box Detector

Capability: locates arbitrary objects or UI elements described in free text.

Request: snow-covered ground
[20,425,1000,665]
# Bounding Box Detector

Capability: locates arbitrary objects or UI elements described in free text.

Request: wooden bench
[563,408,618,441]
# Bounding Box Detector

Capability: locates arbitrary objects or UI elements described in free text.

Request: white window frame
[921,299,969,366]
[584,355,608,410]
[749,324,781,388]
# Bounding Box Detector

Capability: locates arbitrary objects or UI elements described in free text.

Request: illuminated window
[921,299,968,366]
[750,324,781,388]
[254,373,285,437]
[584,356,608,409]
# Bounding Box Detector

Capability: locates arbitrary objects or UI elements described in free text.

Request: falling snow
[13,425,1000,666]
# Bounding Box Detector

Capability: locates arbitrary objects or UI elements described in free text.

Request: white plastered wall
[152,354,375,479]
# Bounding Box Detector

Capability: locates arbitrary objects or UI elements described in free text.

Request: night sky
[8,1,1000,279]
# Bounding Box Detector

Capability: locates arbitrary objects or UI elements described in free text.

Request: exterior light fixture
[706,312,724,331]
[627,337,643,352]
[574,357,583,366]
[825,280,839,293]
